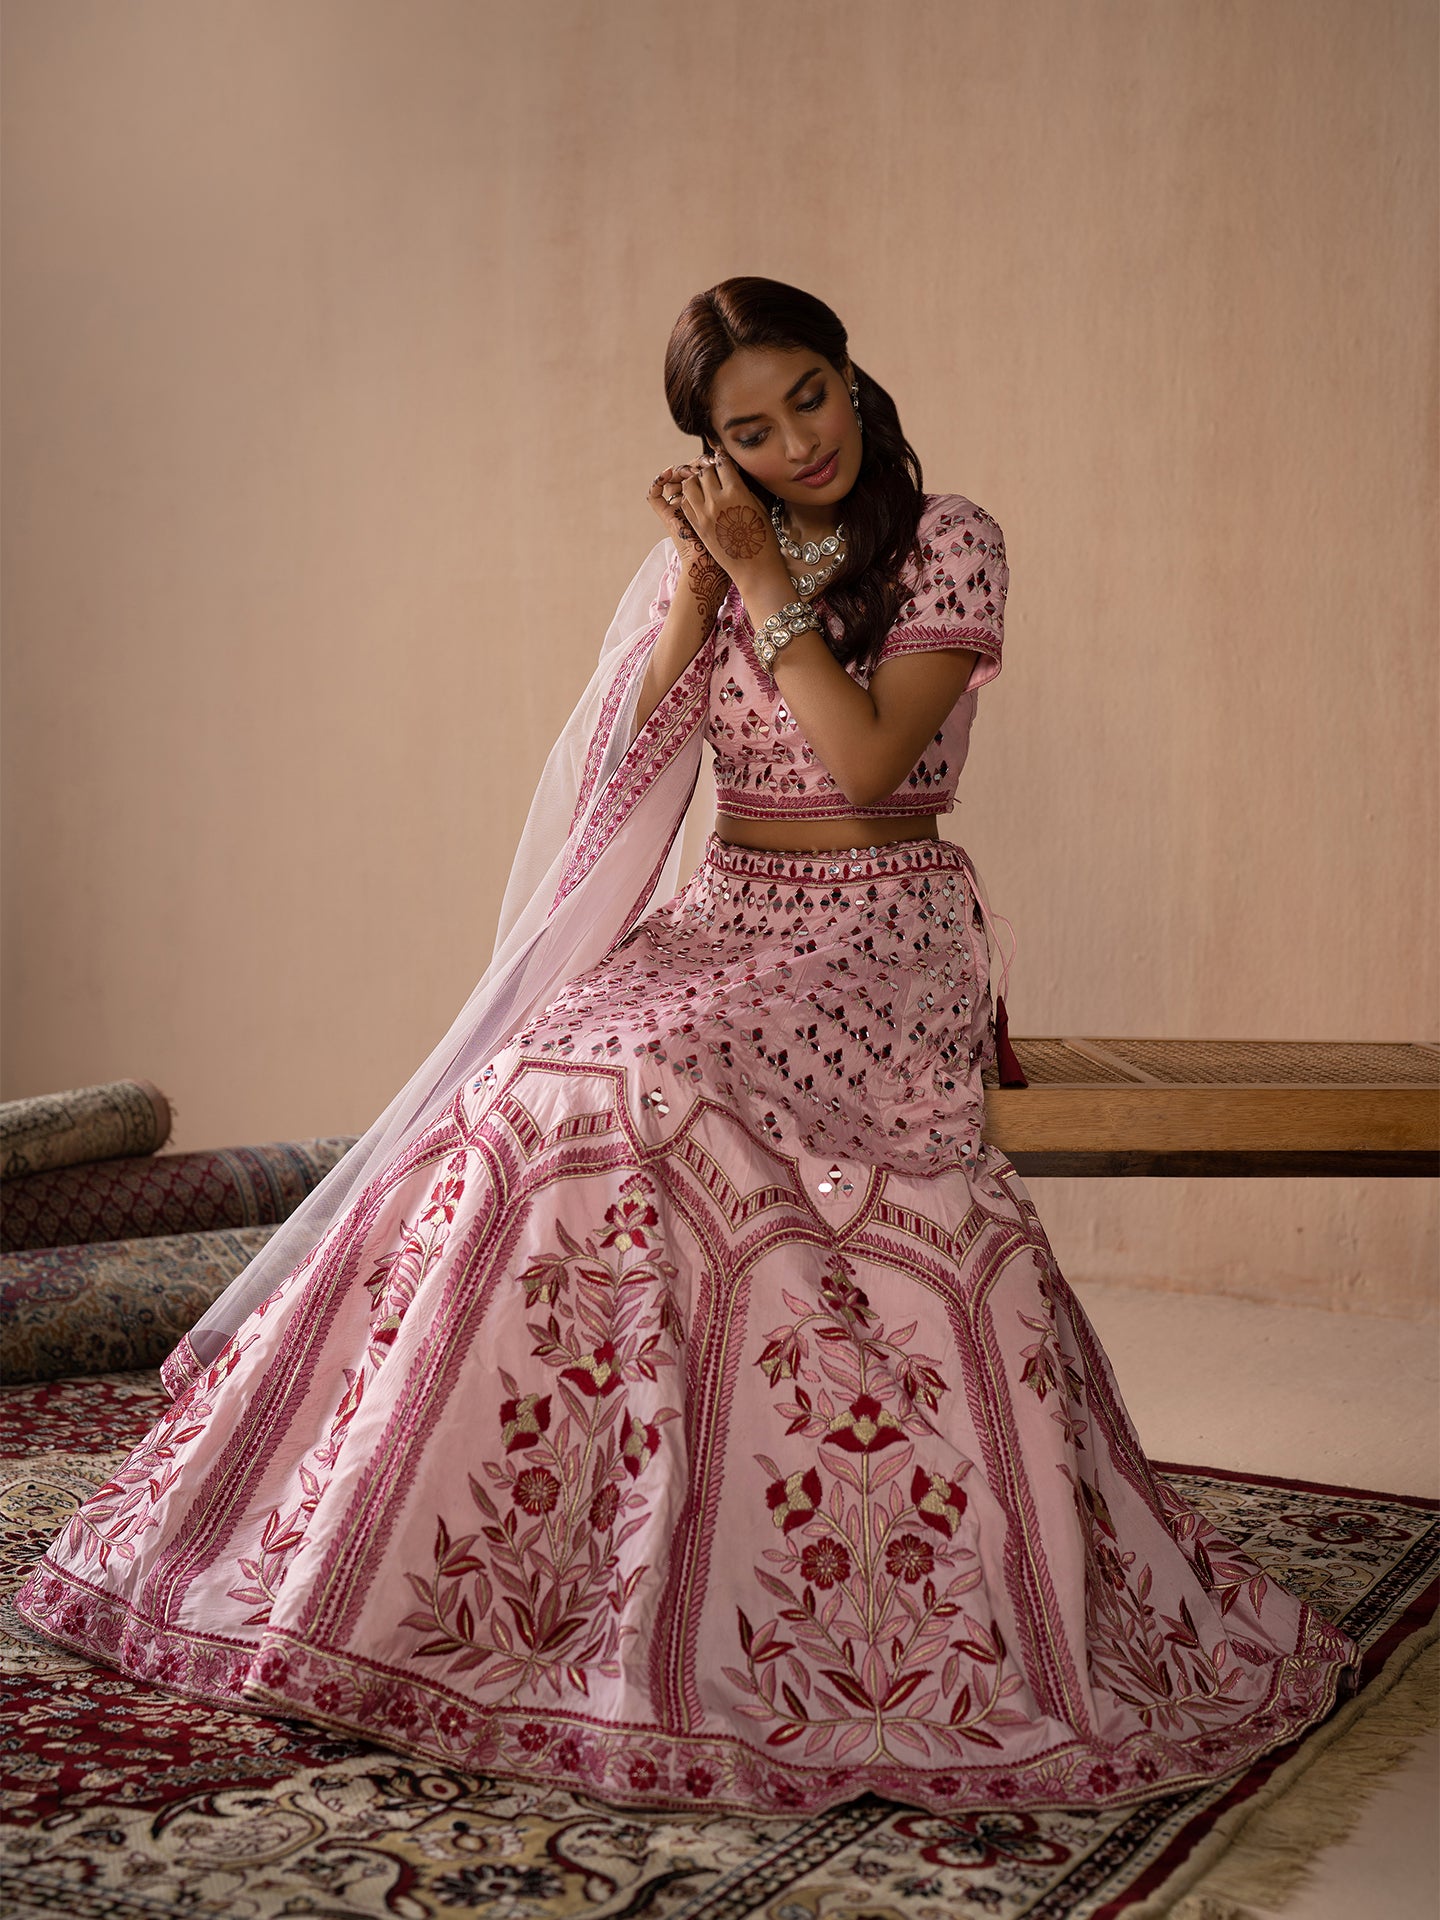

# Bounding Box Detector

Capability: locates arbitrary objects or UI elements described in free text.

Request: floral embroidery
[55,1329,262,1576]
[1066,1467,1253,1732]
[12,808,1360,1818]
[227,1152,469,1624]
[730,1256,1032,1762]
[397,1174,682,1698]
[1017,1277,1089,1449]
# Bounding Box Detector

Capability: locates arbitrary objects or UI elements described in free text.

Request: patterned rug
[0,1227,281,1383]
[2,1136,358,1251]
[0,1371,1433,1920]
[0,1081,173,1181]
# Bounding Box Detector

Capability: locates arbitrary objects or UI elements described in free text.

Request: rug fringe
[1130,1623,1437,1918]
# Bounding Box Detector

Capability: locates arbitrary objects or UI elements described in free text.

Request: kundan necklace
[771,500,847,599]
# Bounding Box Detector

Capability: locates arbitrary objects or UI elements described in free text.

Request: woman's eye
[734,388,825,449]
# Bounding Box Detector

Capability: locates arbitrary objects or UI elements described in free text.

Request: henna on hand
[715,505,768,561]
[684,547,727,633]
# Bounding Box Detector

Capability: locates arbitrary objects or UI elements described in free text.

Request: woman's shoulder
[892,494,1006,602]
[917,491,1006,549]
[880,491,1010,672]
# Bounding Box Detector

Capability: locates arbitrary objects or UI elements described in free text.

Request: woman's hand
[648,458,715,550]
[647,458,730,633]
[670,448,788,595]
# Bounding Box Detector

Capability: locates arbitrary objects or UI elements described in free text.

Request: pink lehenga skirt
[14,832,1357,1815]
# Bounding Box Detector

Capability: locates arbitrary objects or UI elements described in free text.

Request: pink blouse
[700,492,1008,824]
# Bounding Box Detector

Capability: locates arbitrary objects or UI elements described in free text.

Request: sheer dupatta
[164,538,710,1396]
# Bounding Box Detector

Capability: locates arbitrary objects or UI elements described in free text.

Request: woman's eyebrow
[721,366,824,430]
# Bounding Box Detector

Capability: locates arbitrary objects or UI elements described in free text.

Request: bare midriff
[714,811,941,853]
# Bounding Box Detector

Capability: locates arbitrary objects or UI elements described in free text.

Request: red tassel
[994,994,1028,1088]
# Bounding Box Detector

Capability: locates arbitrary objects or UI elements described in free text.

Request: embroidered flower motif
[894,1355,949,1415]
[825,1393,905,1454]
[387,1692,421,1731]
[599,1193,659,1252]
[561,1342,623,1397]
[627,1755,659,1789]
[799,1539,851,1589]
[588,1483,621,1531]
[620,1409,660,1479]
[512,1468,561,1516]
[818,1271,872,1325]
[756,1326,805,1386]
[911,1467,969,1538]
[499,1392,551,1453]
[517,1721,550,1752]
[884,1533,935,1584]
[685,1764,717,1797]
[766,1466,823,1533]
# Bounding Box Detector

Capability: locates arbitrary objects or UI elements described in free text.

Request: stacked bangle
[752,599,821,676]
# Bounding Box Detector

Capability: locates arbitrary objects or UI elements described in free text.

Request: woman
[15,278,1357,1815]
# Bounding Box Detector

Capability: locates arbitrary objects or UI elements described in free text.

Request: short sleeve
[884,495,1009,692]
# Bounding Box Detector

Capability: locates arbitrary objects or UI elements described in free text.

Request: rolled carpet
[0,1080,172,1181]
[1,1136,357,1252]
[0,1225,278,1383]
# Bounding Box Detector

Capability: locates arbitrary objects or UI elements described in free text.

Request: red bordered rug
[0,1371,1434,1919]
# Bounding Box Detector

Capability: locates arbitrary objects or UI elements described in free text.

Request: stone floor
[1076,1280,1438,1920]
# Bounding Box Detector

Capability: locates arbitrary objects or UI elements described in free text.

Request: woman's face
[705,345,860,513]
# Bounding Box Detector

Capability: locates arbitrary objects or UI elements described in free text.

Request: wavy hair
[663,277,926,674]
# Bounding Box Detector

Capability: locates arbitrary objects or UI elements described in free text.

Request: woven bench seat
[983,1039,1440,1176]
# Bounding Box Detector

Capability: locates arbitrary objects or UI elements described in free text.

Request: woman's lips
[794,449,839,487]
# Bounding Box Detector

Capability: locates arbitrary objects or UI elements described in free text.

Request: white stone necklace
[771,501,847,599]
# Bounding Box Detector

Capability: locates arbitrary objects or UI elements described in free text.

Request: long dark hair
[664,277,927,674]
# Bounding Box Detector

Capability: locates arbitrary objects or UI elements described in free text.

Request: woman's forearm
[631,543,727,738]
[732,561,883,804]
[733,559,977,809]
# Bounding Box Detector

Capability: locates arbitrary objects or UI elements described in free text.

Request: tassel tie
[955,851,1028,1090]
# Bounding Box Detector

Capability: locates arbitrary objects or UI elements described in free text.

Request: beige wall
[4,0,1435,1317]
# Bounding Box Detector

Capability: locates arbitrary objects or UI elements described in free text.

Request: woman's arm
[630,461,730,742]
[732,557,978,809]
[631,541,726,740]
[669,449,983,808]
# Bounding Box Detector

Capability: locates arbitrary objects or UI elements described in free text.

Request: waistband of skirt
[701,831,976,885]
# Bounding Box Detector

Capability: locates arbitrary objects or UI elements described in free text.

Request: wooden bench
[983,1040,1440,1177]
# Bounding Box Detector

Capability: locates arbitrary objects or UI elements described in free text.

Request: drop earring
[849,379,863,436]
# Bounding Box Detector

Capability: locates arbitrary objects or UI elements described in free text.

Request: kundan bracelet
[751,599,821,676]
